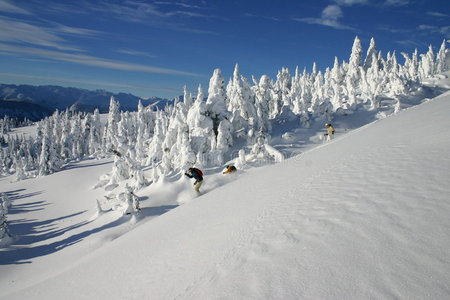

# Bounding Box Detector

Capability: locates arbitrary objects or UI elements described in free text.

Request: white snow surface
[1,86,450,299]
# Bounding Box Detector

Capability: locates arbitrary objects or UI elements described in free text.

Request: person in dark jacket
[185,167,203,193]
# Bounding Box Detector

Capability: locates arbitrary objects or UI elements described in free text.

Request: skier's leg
[194,181,203,193]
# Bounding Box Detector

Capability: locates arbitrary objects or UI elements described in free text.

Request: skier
[324,123,335,141]
[185,167,204,193]
[222,165,237,174]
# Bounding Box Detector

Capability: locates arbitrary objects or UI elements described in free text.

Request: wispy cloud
[244,13,280,22]
[52,24,103,38]
[383,0,410,7]
[116,49,157,58]
[154,2,203,10]
[0,72,182,93]
[0,43,200,77]
[394,39,422,47]
[440,26,450,38]
[0,17,84,51]
[427,11,448,17]
[0,0,32,15]
[333,0,369,6]
[88,0,216,35]
[417,24,450,38]
[379,26,411,34]
[294,5,355,30]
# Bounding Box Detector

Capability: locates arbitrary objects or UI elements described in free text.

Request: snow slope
[1,90,450,299]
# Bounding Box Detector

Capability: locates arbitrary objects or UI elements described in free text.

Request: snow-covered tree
[364,37,378,71]
[0,193,12,245]
[105,96,121,152]
[345,36,363,108]
[273,67,291,114]
[38,120,61,176]
[216,117,233,156]
[436,39,448,73]
[254,75,272,134]
[206,69,228,136]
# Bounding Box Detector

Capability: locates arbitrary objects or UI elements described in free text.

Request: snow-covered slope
[1,90,450,299]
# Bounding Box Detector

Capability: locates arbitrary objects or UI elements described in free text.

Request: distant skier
[185,167,204,193]
[222,165,237,174]
[324,123,335,141]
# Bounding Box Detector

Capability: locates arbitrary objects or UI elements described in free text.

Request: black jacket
[185,168,203,182]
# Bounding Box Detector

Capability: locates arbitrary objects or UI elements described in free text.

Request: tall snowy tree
[364,37,377,71]
[206,69,228,136]
[254,75,272,134]
[436,39,448,73]
[38,120,61,176]
[105,96,121,152]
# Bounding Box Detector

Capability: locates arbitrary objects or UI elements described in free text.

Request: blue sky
[0,0,449,99]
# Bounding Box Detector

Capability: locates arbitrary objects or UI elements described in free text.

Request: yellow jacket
[327,124,335,135]
[223,165,237,174]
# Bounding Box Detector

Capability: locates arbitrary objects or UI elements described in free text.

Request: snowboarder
[185,167,204,193]
[324,123,335,141]
[222,165,237,174]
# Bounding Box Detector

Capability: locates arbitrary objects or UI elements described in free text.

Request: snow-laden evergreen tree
[0,193,12,246]
[290,66,302,115]
[361,52,387,110]
[419,45,435,78]
[175,126,196,171]
[436,39,448,73]
[226,64,257,140]
[88,109,102,156]
[234,149,247,170]
[121,184,140,215]
[187,85,214,157]
[105,96,121,152]
[254,75,272,134]
[146,110,167,166]
[364,37,377,71]
[385,51,407,96]
[38,120,61,176]
[273,67,291,115]
[183,85,193,109]
[216,116,233,161]
[310,70,325,117]
[135,100,147,163]
[70,114,83,160]
[13,157,27,181]
[59,109,72,160]
[345,36,363,108]
[401,49,420,88]
[206,68,228,136]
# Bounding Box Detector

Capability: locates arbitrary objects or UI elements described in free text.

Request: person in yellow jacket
[222,165,237,174]
[325,123,335,141]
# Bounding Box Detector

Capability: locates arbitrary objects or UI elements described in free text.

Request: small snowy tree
[119,184,140,215]
[0,193,12,246]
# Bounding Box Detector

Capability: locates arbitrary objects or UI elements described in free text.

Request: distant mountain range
[0,83,173,121]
